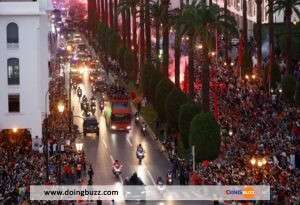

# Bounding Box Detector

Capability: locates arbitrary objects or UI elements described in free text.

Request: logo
[225,186,256,200]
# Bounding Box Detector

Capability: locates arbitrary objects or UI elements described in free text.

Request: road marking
[110,155,114,163]
[146,168,156,185]
[126,137,133,147]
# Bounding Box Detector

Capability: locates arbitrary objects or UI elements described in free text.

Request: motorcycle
[141,123,147,136]
[99,103,104,113]
[135,113,140,124]
[136,150,144,165]
[77,89,82,98]
[91,105,96,115]
[166,172,173,185]
[112,164,122,177]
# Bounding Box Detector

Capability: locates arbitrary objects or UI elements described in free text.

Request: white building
[0,0,53,142]
[170,0,299,35]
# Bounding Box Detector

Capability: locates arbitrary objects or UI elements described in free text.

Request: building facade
[0,0,52,141]
[170,0,299,35]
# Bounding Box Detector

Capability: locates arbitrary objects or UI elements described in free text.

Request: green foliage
[178,103,201,149]
[154,78,174,122]
[148,68,162,104]
[141,63,155,97]
[294,81,300,106]
[281,75,296,103]
[271,63,282,89]
[165,88,189,131]
[189,112,221,162]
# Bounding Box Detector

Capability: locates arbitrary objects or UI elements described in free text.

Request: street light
[228,130,233,136]
[57,103,65,113]
[12,127,18,133]
[75,140,83,152]
[250,158,256,166]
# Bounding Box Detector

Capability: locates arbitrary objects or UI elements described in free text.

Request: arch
[7,22,19,44]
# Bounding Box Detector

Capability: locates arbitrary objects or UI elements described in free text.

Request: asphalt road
[61,35,213,205]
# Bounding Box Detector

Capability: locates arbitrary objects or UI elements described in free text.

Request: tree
[154,78,174,121]
[141,62,155,97]
[118,0,129,45]
[118,0,140,50]
[267,0,275,90]
[178,103,201,149]
[161,0,170,77]
[281,75,296,103]
[273,0,300,73]
[189,112,221,162]
[150,0,164,68]
[171,8,185,88]
[165,88,188,130]
[256,0,263,72]
[145,0,152,63]
[88,0,98,33]
[139,0,146,66]
[148,68,162,103]
[113,0,119,30]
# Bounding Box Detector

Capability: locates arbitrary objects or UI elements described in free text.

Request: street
[62,38,212,205]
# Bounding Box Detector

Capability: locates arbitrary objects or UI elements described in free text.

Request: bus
[105,97,132,131]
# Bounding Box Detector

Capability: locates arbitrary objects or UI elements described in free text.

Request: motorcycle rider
[113,160,121,169]
[136,144,144,154]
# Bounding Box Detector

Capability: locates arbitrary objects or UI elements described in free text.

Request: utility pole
[192,145,195,172]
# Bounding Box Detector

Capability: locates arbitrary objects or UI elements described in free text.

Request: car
[83,117,99,137]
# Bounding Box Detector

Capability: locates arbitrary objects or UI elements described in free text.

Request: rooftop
[0,0,53,15]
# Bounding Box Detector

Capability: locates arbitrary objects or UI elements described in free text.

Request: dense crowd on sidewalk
[0,131,45,204]
[192,61,300,204]
[0,60,89,204]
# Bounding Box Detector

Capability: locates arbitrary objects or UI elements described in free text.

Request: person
[113,160,121,169]
[136,144,144,154]
[156,176,163,185]
[88,165,94,181]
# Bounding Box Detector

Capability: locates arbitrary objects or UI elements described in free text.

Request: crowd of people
[191,61,300,204]
[0,131,45,204]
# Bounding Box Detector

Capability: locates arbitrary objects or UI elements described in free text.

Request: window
[7,58,20,85]
[7,22,19,44]
[8,94,20,113]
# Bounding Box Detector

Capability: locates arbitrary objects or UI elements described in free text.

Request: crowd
[192,62,300,204]
[0,131,45,204]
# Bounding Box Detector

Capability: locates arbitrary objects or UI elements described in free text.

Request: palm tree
[113,0,119,30]
[145,0,152,63]
[139,0,146,65]
[109,0,114,27]
[181,1,233,111]
[150,0,164,68]
[161,0,170,77]
[118,0,131,46]
[256,0,263,72]
[273,0,300,73]
[101,0,105,22]
[171,8,184,88]
[88,0,97,33]
[267,0,275,89]
[179,0,202,98]
[105,0,109,25]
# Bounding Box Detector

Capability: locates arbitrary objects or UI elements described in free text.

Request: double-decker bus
[105,93,132,131]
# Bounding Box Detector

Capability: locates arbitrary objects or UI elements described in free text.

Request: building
[170,0,300,35]
[0,0,53,143]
